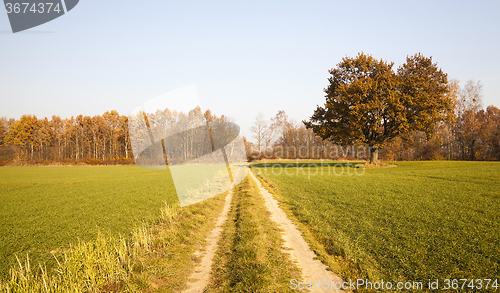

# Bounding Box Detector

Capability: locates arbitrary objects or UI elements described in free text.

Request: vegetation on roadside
[253,161,500,291]
[206,176,302,293]
[125,191,227,292]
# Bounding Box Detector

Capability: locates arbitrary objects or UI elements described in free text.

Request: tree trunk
[369,146,379,164]
[470,139,476,161]
[124,136,128,158]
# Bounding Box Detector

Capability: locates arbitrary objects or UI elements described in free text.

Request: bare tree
[271,110,292,147]
[250,113,269,153]
[454,80,483,160]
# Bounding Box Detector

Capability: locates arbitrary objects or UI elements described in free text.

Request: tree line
[0,108,237,166]
[2,52,499,165]
[383,80,500,161]
[128,106,240,166]
[249,80,500,162]
[248,53,500,163]
[0,111,132,165]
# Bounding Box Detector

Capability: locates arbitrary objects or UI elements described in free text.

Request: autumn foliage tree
[4,115,40,161]
[453,80,483,160]
[481,105,500,160]
[305,52,454,163]
[0,117,7,148]
[1,112,134,165]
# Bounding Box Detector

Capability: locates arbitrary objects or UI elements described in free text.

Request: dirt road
[182,186,234,293]
[183,170,343,292]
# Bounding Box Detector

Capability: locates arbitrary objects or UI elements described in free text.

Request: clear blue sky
[1,0,500,138]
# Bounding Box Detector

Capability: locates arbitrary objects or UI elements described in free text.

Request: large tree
[304,52,454,163]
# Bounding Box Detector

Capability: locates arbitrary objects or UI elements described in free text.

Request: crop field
[2,161,499,291]
[253,161,500,286]
[0,166,178,277]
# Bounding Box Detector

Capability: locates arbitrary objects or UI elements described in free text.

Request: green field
[2,161,500,291]
[253,161,500,288]
[206,176,301,292]
[0,166,178,276]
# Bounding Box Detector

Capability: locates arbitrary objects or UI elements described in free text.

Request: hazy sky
[1,0,500,138]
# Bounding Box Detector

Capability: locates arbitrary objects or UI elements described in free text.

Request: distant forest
[1,80,499,165]
[0,111,132,165]
[0,109,232,166]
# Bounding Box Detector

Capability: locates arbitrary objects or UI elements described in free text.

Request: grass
[168,163,246,207]
[0,166,179,277]
[0,171,230,292]
[252,161,500,290]
[206,176,302,293]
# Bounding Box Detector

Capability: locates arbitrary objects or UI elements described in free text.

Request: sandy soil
[249,171,344,292]
[182,185,234,293]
